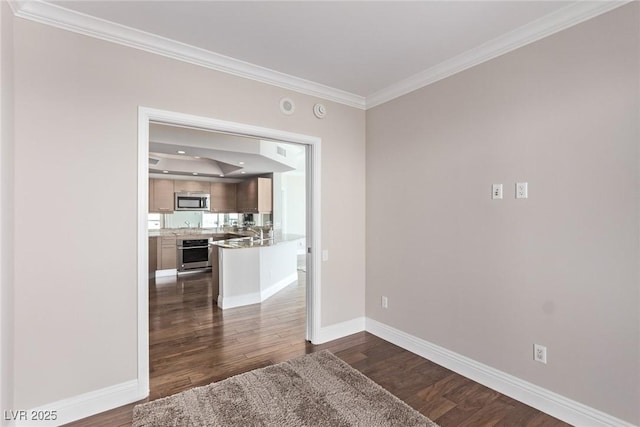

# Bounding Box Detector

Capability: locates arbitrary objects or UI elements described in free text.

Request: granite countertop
[149,227,240,238]
[212,233,304,249]
[149,229,304,249]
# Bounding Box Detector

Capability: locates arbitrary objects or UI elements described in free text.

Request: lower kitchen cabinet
[149,237,158,273]
[158,236,177,270]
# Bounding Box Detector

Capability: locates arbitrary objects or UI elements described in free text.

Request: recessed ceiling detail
[148,123,303,178]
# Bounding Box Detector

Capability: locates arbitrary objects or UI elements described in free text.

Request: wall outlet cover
[516,182,528,199]
[534,344,547,364]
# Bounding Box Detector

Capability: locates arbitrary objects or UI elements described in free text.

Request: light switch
[322,250,329,262]
[516,182,528,199]
[492,184,503,200]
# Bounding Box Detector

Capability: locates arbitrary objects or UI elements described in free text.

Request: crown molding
[365,0,632,109]
[9,1,631,111]
[6,0,22,14]
[10,0,367,110]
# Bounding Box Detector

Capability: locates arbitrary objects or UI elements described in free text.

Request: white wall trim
[218,273,297,310]
[261,273,298,301]
[9,0,365,109]
[365,318,636,427]
[154,269,176,278]
[17,380,141,427]
[313,317,365,345]
[138,106,322,406]
[218,292,260,311]
[365,0,631,109]
[9,1,630,111]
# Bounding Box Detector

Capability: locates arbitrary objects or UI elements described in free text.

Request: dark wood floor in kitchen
[67,269,570,427]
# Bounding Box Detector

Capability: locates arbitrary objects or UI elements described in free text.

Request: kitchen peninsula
[149,229,303,310]
[212,234,302,309]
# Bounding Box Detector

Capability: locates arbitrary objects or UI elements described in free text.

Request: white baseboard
[14,317,631,426]
[219,274,297,310]
[365,318,636,427]
[218,291,260,310]
[17,380,143,426]
[261,273,297,301]
[154,269,176,278]
[314,316,365,344]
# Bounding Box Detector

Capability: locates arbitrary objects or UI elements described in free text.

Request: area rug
[133,350,439,426]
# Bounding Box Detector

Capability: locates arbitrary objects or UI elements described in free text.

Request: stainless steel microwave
[175,193,210,211]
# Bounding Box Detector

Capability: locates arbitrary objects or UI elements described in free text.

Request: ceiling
[51,0,569,97]
[149,124,304,179]
[14,1,625,108]
[8,1,626,175]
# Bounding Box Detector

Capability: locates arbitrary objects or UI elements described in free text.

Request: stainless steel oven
[177,238,212,272]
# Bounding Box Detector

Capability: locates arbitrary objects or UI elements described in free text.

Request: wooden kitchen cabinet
[236,177,272,213]
[158,236,177,270]
[174,180,209,193]
[210,182,237,213]
[149,236,158,274]
[150,179,175,213]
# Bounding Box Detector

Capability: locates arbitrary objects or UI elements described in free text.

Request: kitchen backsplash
[154,211,272,229]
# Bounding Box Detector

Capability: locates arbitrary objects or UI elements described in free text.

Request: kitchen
[147,123,307,310]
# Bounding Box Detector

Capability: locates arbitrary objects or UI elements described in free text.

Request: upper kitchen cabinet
[174,180,210,193]
[150,179,174,213]
[236,177,272,213]
[210,182,237,213]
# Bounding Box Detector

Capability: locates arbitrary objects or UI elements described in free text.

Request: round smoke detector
[313,103,327,119]
[279,97,295,115]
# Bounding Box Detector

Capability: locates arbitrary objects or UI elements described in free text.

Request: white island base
[217,239,298,309]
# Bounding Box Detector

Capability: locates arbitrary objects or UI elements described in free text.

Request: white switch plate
[492,184,503,200]
[381,296,388,309]
[322,250,329,262]
[516,182,528,199]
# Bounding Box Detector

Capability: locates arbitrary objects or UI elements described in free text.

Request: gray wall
[366,4,639,424]
[0,1,15,419]
[12,18,365,408]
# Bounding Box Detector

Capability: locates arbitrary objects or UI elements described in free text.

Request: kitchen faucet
[185,221,191,228]
[247,227,263,240]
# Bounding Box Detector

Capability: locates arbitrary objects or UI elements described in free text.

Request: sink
[214,235,273,248]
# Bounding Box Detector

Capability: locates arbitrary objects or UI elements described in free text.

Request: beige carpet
[133,350,439,426]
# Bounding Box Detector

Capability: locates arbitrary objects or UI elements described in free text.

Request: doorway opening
[136,107,321,397]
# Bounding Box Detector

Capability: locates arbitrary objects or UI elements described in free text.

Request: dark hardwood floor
[67,268,570,427]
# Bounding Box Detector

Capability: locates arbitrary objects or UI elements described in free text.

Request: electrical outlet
[516,182,528,199]
[381,296,388,309]
[492,184,503,200]
[533,344,547,364]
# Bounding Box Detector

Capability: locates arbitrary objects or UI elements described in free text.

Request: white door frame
[136,107,322,397]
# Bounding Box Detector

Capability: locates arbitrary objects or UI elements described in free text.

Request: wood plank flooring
[67,269,570,427]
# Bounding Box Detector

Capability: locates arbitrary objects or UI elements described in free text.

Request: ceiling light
[192,172,198,176]
[239,161,245,165]
[162,170,169,174]
[194,156,200,159]
[241,171,246,174]
[219,174,224,177]
[177,150,186,154]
